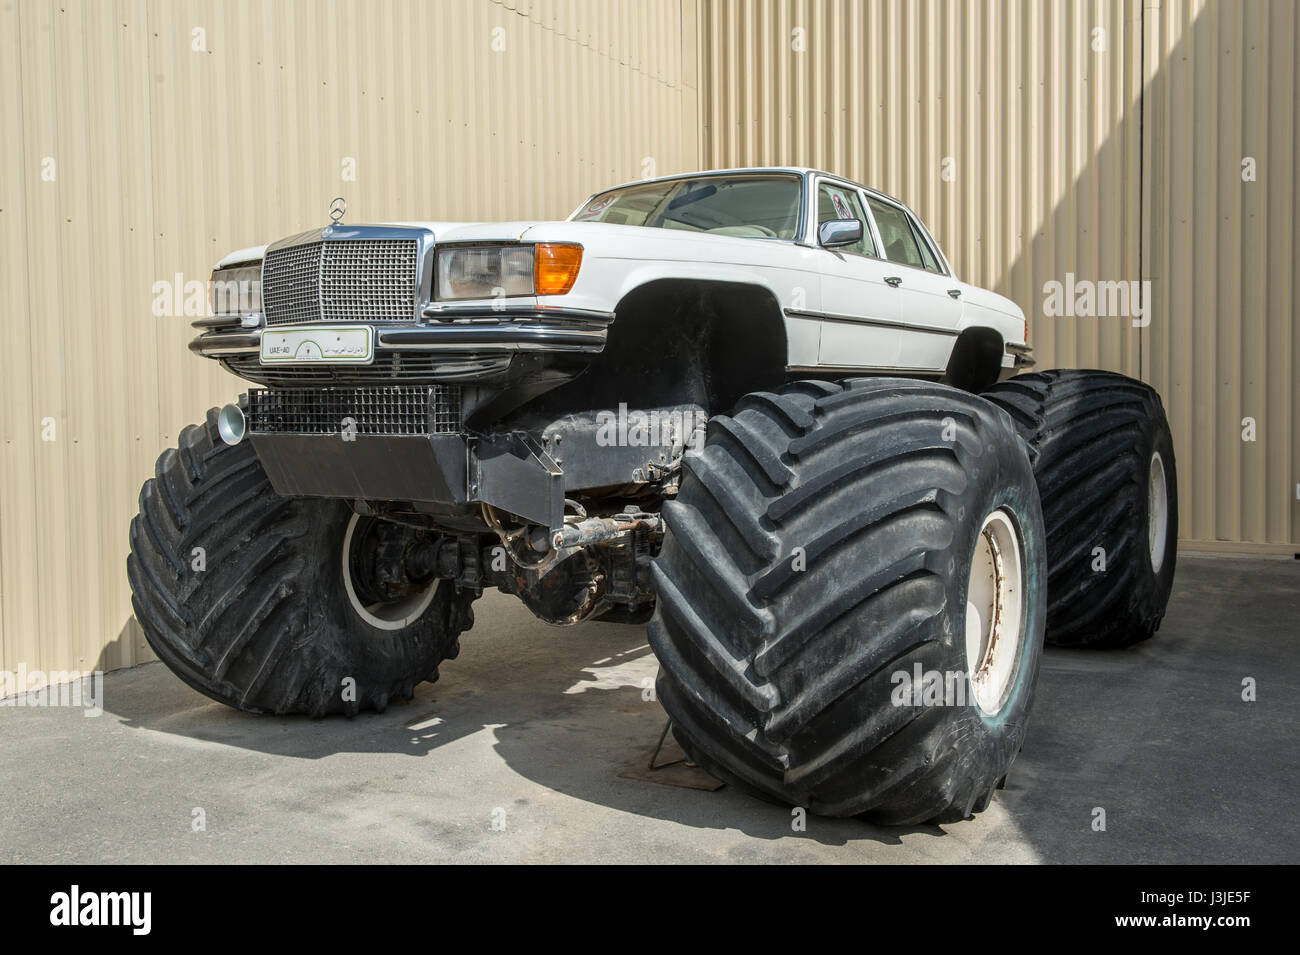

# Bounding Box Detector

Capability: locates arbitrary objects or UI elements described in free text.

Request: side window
[908,215,943,273]
[817,183,876,257]
[867,197,926,269]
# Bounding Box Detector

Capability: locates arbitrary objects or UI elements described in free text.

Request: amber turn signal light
[534,243,583,295]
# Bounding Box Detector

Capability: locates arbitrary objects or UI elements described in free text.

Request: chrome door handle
[948,288,962,298]
[884,276,902,287]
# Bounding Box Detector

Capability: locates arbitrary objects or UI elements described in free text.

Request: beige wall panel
[1143,0,1297,549]
[699,0,1296,552]
[699,0,1145,377]
[3,0,1293,691]
[0,0,37,677]
[0,0,698,687]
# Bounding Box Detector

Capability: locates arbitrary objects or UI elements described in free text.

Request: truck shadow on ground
[101,592,941,847]
[98,556,1300,859]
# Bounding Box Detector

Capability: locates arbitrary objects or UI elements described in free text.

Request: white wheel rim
[341,513,438,631]
[1147,451,1169,574]
[964,509,1025,716]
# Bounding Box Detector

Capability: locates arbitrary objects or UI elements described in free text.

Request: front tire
[981,370,1178,648]
[648,378,1047,824]
[127,408,476,716]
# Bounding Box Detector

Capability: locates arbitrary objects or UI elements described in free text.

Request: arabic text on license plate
[260,326,374,364]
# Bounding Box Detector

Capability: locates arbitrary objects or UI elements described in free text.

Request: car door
[864,195,964,371]
[811,178,903,369]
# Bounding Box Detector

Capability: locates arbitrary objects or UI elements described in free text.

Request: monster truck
[128,168,1177,824]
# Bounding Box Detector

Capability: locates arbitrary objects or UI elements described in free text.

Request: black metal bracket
[648,718,686,771]
[469,432,565,530]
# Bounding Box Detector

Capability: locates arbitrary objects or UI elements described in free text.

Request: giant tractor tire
[648,378,1047,824]
[127,408,477,716]
[981,370,1177,648]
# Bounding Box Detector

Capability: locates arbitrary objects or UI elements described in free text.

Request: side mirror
[819,218,864,248]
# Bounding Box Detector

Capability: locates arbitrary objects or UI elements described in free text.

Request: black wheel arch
[943,325,1005,393]
[507,278,789,423]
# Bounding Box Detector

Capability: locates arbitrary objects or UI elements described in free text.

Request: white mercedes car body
[200,167,1032,385]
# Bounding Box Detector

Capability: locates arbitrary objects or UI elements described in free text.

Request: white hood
[213,220,570,269]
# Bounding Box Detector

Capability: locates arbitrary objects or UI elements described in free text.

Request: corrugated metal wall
[1142,0,1297,550]
[0,0,699,685]
[2,0,1294,688]
[700,0,1144,375]
[699,0,1297,554]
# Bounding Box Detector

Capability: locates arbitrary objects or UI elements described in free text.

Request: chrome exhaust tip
[217,403,247,446]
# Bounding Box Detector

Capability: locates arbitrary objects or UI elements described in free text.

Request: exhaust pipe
[528,511,664,552]
[217,403,247,446]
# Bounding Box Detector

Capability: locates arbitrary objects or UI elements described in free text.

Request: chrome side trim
[786,364,945,378]
[784,307,961,337]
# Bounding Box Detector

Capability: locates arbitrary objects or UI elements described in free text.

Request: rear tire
[982,370,1177,648]
[127,408,476,716]
[648,378,1047,824]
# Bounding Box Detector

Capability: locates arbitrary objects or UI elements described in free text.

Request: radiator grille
[320,240,419,323]
[262,242,322,326]
[246,385,461,436]
[221,352,511,386]
[262,238,420,325]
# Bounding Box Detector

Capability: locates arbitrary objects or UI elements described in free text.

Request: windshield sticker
[827,188,854,220]
[575,195,615,220]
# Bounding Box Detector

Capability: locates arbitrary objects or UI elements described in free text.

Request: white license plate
[260,325,374,364]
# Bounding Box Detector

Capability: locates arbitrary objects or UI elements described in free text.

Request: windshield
[570,174,801,240]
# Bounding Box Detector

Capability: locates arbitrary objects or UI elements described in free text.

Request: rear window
[572,175,801,240]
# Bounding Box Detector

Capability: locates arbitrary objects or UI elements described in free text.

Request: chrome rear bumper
[1006,342,1036,369]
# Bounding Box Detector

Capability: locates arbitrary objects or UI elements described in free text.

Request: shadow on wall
[96,616,154,677]
[992,0,1292,548]
[987,34,1142,382]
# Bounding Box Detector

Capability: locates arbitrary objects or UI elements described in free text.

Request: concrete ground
[2,554,1296,864]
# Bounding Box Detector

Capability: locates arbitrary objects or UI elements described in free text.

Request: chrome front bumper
[190,305,615,359]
